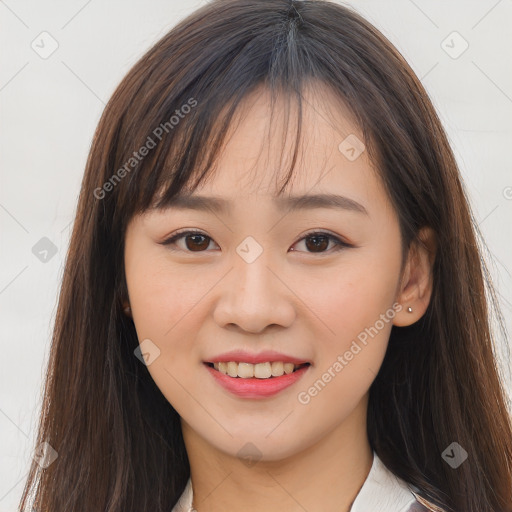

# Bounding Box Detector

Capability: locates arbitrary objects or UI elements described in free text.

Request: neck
[181,397,373,512]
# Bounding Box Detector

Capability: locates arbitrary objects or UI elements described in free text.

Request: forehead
[167,83,385,216]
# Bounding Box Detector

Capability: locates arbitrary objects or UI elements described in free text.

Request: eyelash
[160,229,352,254]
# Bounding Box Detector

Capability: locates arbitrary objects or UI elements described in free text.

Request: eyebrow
[159,193,368,216]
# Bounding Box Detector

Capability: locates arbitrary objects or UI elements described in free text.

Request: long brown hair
[19,1,512,511]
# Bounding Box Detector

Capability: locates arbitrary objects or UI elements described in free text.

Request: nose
[212,248,296,334]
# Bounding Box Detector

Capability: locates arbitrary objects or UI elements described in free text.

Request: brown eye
[304,234,330,252]
[161,230,351,254]
[291,231,350,254]
[161,230,216,252]
[183,233,211,251]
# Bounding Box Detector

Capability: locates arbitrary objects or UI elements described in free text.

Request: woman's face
[124,85,407,461]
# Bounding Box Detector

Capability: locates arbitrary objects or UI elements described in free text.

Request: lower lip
[204,363,310,399]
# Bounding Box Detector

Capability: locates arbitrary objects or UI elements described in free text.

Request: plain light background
[1,0,511,510]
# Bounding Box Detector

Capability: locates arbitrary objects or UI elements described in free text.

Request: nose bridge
[213,234,295,332]
[233,234,279,305]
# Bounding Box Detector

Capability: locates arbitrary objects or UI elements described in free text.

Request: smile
[204,362,311,399]
[206,361,310,379]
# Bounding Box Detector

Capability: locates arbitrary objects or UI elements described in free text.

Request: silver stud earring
[407,306,413,313]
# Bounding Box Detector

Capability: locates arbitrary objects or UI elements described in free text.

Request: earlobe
[122,300,132,317]
[393,227,437,327]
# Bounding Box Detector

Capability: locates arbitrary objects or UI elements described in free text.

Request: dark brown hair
[19,1,512,511]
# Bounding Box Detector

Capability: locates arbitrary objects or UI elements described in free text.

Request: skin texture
[124,84,436,512]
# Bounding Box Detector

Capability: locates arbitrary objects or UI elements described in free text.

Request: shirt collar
[172,451,420,512]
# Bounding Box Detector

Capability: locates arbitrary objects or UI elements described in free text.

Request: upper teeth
[213,361,301,378]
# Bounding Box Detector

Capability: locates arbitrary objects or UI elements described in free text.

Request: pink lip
[204,349,311,365]
[204,363,310,399]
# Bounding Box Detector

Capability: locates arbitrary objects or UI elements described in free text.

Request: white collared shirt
[171,451,429,512]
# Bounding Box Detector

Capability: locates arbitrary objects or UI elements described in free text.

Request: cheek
[126,262,209,416]
[301,254,399,344]
[127,260,203,347]
[294,249,401,399]
[124,244,207,379]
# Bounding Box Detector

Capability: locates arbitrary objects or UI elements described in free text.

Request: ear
[118,277,132,318]
[393,226,437,327]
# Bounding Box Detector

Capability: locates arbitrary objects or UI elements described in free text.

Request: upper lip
[204,350,311,365]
